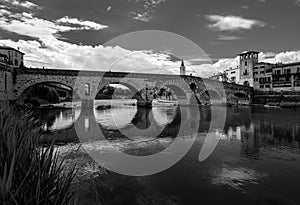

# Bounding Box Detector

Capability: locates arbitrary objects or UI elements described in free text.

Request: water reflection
[34,102,300,204]
[35,102,300,156]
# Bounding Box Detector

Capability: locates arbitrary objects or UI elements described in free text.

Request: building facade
[0,46,24,68]
[253,62,273,91]
[271,62,300,92]
[209,50,300,92]
[238,51,259,87]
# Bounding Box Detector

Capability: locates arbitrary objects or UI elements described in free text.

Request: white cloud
[131,12,152,22]
[57,16,108,30]
[106,6,112,12]
[130,0,167,22]
[218,35,243,41]
[0,0,41,9]
[0,11,108,41]
[0,9,10,16]
[206,15,266,31]
[259,50,300,64]
[0,6,184,75]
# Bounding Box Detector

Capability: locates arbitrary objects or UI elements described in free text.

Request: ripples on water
[33,100,300,204]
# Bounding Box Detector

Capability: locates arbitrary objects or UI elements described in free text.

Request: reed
[0,104,77,205]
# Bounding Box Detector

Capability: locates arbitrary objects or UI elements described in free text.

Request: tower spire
[180,60,186,76]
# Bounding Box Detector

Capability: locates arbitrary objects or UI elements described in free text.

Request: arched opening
[234,93,251,105]
[94,82,140,130]
[156,84,187,102]
[190,82,197,92]
[18,81,74,106]
[243,81,250,87]
[17,82,81,134]
[84,83,90,96]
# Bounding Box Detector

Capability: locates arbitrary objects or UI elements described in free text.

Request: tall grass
[0,104,77,205]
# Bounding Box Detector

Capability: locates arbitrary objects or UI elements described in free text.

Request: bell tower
[238,51,259,87]
[180,60,186,76]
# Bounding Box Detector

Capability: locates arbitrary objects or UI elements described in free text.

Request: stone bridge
[0,66,253,107]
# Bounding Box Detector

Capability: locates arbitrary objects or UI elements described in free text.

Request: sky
[0,0,300,77]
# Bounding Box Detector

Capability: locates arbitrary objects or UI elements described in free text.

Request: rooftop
[272,62,300,68]
[0,46,25,55]
[238,50,260,56]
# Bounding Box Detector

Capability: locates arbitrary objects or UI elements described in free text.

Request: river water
[33,100,300,205]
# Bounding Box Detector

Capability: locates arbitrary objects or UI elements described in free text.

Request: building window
[265,85,270,88]
[4,73,7,91]
[84,83,90,96]
[245,61,248,66]
[260,71,264,74]
[254,78,258,82]
[260,85,264,88]
[284,69,291,74]
[275,70,281,75]
[297,67,300,73]
[14,59,18,66]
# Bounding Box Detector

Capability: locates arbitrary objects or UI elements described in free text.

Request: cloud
[218,35,243,41]
[57,16,108,30]
[0,10,108,41]
[0,0,41,10]
[257,0,266,3]
[0,9,10,16]
[295,0,300,6]
[259,50,300,64]
[106,6,112,12]
[131,12,152,22]
[205,15,266,31]
[130,0,167,22]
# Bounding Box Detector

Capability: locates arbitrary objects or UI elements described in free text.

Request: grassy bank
[0,104,110,204]
[0,104,78,204]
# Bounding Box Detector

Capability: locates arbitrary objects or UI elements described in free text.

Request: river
[32,99,300,204]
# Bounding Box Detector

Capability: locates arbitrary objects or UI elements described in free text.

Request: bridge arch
[14,75,76,100]
[16,80,75,103]
[226,91,251,105]
[158,79,198,105]
[95,80,145,103]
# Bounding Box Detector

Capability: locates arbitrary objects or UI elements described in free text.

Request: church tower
[180,60,186,76]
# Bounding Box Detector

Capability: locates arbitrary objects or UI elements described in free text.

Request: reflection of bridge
[1,66,253,107]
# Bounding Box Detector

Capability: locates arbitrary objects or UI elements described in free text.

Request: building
[180,60,186,76]
[208,67,240,84]
[208,50,300,92]
[271,62,300,92]
[225,67,240,84]
[0,46,24,67]
[253,62,273,91]
[238,51,259,87]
